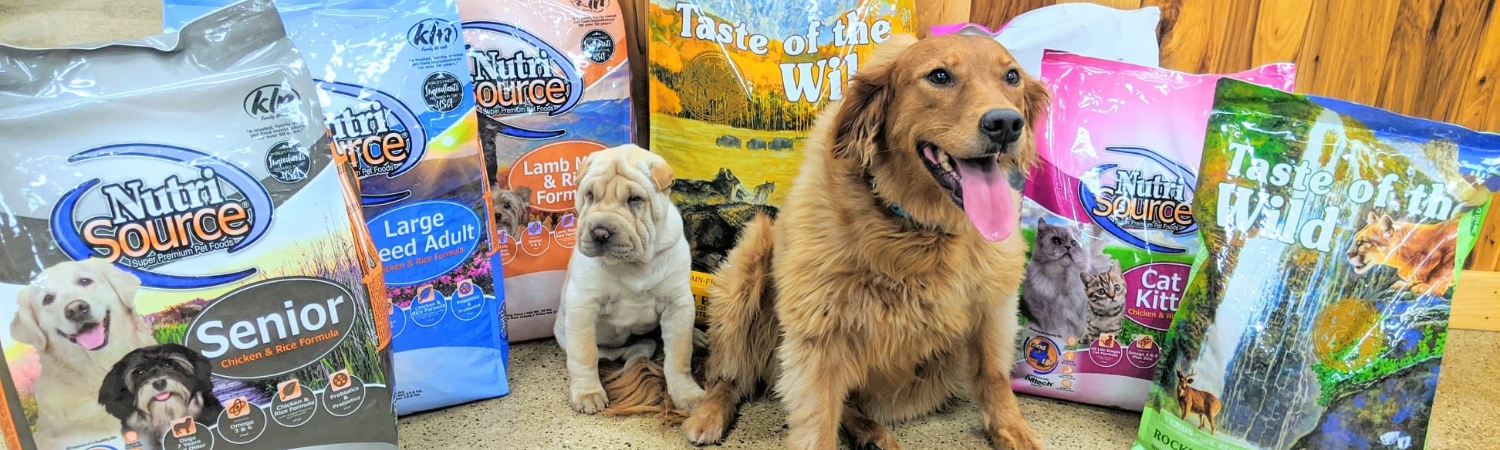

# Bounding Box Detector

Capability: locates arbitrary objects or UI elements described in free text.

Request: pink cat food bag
[459,0,635,341]
[1012,51,1295,410]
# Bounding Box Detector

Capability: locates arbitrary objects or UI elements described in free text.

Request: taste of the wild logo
[1079,146,1198,254]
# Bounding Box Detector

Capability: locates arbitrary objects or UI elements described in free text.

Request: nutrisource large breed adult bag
[1013,51,1294,410]
[166,0,511,416]
[0,1,399,449]
[1134,78,1499,450]
[647,0,915,322]
[459,0,634,341]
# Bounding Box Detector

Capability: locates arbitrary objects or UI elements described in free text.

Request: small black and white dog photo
[98,344,223,450]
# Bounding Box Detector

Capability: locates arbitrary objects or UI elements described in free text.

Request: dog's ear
[98,357,137,420]
[90,259,141,313]
[1018,73,1051,171]
[642,157,675,192]
[575,152,596,186]
[11,287,47,349]
[186,347,224,416]
[831,59,896,166]
[514,185,533,201]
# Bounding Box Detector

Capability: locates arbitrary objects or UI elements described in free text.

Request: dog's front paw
[569,385,609,414]
[683,403,728,445]
[988,421,1043,450]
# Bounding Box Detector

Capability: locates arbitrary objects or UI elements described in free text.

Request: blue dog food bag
[167,0,511,415]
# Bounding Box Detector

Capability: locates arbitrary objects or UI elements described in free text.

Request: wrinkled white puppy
[554,144,705,414]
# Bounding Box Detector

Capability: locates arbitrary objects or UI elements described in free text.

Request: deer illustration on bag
[1175,367,1223,435]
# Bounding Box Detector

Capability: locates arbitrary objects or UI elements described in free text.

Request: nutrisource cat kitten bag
[0,1,399,449]
[1134,78,1498,450]
[1013,51,1294,410]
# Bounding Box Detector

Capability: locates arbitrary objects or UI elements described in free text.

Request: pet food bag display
[1134,78,1500,450]
[166,0,511,416]
[647,0,916,323]
[460,0,635,341]
[1013,51,1295,410]
[0,1,400,449]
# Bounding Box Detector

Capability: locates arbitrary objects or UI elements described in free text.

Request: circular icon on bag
[1024,336,1060,374]
[582,30,615,64]
[423,71,464,113]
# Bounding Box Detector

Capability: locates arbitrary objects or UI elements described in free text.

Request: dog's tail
[702,212,780,387]
[600,357,691,424]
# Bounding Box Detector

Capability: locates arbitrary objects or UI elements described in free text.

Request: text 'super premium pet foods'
[0,1,399,448]
[1134,79,1500,450]
[1013,51,1294,411]
[461,0,635,341]
[165,0,512,415]
[647,0,916,323]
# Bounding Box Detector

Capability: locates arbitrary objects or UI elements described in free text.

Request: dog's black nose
[979,109,1025,145]
[591,227,612,243]
[152,379,167,390]
[64,300,90,321]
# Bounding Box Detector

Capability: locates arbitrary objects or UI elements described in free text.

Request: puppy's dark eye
[586,192,595,203]
[42,294,54,306]
[77,277,93,287]
[926,68,953,86]
[1005,69,1021,86]
[628,196,644,206]
[501,203,511,211]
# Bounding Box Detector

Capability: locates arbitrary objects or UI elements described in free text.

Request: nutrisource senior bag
[460,0,634,341]
[647,0,916,323]
[166,0,511,415]
[1013,51,1295,410]
[1134,78,1499,450]
[0,1,398,449]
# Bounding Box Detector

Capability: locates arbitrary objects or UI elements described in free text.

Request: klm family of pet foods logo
[463,20,582,140]
[243,84,302,120]
[408,18,460,52]
[51,144,274,289]
[1080,146,1198,254]
[317,80,429,206]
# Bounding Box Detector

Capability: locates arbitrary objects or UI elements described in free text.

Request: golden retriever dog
[683,33,1049,450]
[11,258,159,448]
[554,144,704,414]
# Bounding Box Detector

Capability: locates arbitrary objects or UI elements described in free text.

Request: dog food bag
[647,0,916,324]
[166,0,512,416]
[459,0,635,341]
[1133,78,1499,450]
[0,0,402,449]
[1012,51,1295,410]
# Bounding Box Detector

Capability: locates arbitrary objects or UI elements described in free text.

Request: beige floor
[4,1,1500,449]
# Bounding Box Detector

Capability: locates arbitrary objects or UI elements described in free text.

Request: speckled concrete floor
[3,2,1499,449]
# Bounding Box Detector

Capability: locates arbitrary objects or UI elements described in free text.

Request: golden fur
[684,34,1050,450]
[1346,212,1460,294]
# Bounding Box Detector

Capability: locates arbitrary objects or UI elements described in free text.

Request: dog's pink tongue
[76,325,106,350]
[955,159,1016,242]
[154,392,172,402]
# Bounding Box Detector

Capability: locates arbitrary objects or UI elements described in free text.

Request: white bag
[930,3,1161,77]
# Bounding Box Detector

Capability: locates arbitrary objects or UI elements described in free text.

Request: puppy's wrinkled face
[12,259,139,352]
[837,34,1049,242]
[574,145,675,263]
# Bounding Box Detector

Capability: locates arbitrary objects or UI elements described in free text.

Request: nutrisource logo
[1079,146,1198,254]
[316,80,427,206]
[52,144,273,289]
[463,20,583,139]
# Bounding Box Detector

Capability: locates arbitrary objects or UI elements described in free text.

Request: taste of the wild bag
[1134,78,1500,450]
[0,1,398,449]
[460,0,635,341]
[646,0,916,323]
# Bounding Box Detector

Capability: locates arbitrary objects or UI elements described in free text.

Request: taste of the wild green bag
[646,0,916,322]
[1134,78,1500,450]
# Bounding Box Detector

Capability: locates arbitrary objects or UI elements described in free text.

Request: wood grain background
[621,0,1500,268]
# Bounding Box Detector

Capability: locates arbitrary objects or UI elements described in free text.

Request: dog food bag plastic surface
[165,0,512,416]
[1133,78,1499,450]
[1012,51,1295,410]
[647,0,916,324]
[459,0,635,341]
[0,1,400,449]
